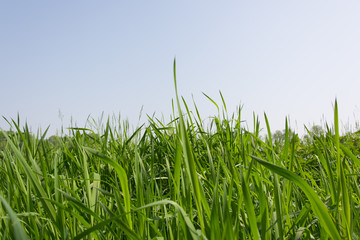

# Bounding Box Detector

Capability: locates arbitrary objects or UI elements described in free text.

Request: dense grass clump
[1,65,360,239]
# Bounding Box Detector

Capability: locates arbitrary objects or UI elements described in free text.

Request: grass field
[1,63,360,239]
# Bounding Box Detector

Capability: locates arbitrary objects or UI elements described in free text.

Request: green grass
[1,62,360,239]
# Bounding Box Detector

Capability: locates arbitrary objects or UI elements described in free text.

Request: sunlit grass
[1,62,360,239]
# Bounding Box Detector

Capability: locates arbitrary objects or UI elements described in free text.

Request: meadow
[1,63,360,239]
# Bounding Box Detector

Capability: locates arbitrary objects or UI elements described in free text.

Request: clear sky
[1,1,360,136]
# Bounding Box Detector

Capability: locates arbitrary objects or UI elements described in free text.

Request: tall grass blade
[173,59,210,232]
[334,99,351,238]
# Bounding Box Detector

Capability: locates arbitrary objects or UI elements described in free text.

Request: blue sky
[1,1,360,136]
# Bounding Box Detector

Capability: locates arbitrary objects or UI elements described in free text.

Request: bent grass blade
[251,155,342,240]
[84,147,133,229]
[134,199,206,240]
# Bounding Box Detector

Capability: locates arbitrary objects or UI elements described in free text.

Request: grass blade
[251,155,342,240]
[0,194,30,240]
[84,147,133,229]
